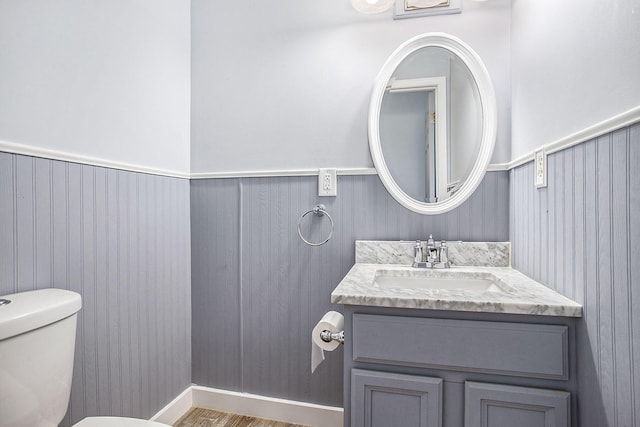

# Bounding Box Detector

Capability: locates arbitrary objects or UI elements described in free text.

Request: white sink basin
[373,270,504,292]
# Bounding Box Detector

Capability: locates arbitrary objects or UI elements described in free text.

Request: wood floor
[173,407,310,427]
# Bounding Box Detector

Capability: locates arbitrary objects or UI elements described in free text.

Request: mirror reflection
[379,46,482,203]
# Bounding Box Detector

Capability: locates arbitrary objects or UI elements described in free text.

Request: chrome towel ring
[297,204,334,246]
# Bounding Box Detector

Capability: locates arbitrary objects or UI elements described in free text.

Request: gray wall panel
[630,124,640,423]
[0,155,15,291]
[191,171,509,407]
[510,123,640,427]
[0,152,192,426]
[15,156,35,290]
[240,176,345,406]
[611,128,633,427]
[190,178,242,391]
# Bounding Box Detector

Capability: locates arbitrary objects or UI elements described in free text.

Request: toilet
[0,288,167,427]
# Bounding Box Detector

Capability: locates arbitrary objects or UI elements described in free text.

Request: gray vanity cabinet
[343,306,577,427]
[464,382,570,427]
[352,369,443,427]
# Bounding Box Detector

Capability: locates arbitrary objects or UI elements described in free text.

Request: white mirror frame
[369,32,497,215]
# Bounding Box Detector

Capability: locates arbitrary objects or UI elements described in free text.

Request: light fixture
[351,0,394,14]
[405,0,450,9]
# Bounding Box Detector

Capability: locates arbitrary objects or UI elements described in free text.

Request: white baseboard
[150,387,194,425]
[150,385,344,427]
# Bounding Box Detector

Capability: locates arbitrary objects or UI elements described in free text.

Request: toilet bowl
[0,289,164,427]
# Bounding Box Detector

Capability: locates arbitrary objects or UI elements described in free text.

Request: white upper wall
[191,0,511,174]
[4,1,635,173]
[0,0,191,175]
[511,0,640,160]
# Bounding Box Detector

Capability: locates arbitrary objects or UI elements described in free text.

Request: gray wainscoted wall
[191,171,509,406]
[0,152,192,426]
[510,123,640,426]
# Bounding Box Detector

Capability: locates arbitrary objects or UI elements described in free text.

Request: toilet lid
[74,416,169,427]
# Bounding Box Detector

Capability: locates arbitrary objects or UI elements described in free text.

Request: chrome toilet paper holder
[320,330,345,345]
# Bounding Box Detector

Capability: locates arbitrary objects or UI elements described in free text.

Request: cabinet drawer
[352,314,568,380]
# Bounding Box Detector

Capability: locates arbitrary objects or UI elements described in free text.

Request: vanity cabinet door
[351,369,443,427]
[464,382,570,427]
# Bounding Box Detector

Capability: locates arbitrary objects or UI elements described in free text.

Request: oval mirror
[369,33,497,215]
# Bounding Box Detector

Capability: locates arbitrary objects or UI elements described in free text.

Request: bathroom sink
[373,270,504,292]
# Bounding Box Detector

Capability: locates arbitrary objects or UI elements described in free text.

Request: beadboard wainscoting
[0,152,192,426]
[191,171,509,407]
[510,123,640,427]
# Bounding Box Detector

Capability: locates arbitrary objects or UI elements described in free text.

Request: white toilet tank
[0,288,82,427]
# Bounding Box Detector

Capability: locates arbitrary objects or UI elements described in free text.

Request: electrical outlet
[534,148,547,188]
[318,168,337,196]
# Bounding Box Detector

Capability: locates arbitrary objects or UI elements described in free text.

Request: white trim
[486,163,508,171]
[190,167,378,179]
[150,386,193,425]
[5,110,636,179]
[507,105,640,170]
[0,139,508,179]
[0,140,190,179]
[190,167,509,178]
[386,76,444,93]
[0,141,377,178]
[507,151,536,170]
[149,385,344,427]
[191,386,344,427]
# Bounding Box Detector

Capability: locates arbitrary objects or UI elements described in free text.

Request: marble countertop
[331,263,582,317]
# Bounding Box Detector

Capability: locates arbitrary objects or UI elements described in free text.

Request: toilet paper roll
[311,311,344,373]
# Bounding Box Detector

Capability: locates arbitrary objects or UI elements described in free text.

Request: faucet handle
[413,240,423,264]
[400,240,423,265]
[438,240,449,264]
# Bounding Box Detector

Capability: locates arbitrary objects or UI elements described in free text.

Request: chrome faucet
[426,235,439,264]
[402,235,450,269]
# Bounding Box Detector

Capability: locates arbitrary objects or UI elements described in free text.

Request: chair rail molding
[508,105,640,170]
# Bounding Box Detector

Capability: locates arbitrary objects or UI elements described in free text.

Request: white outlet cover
[534,148,547,188]
[318,168,337,197]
